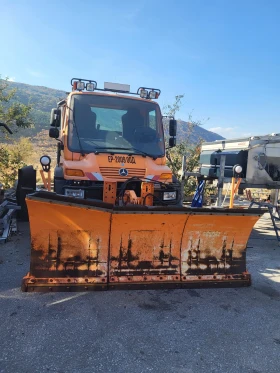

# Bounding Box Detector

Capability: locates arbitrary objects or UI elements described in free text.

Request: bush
[0,137,33,188]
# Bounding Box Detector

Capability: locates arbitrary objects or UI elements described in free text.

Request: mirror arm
[55,138,63,147]
[56,140,64,165]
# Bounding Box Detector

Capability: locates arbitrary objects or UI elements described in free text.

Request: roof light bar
[137,87,161,100]
[70,79,161,98]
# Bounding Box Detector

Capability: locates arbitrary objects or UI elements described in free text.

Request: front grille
[99,167,146,180]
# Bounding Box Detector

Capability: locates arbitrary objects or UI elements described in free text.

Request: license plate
[108,155,136,164]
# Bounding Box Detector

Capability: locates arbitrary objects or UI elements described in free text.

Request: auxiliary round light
[40,155,51,172]
[234,165,242,174]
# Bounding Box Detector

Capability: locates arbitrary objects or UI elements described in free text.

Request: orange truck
[21,79,262,292]
[49,79,180,205]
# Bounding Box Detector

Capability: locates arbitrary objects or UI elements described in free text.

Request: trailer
[199,133,280,189]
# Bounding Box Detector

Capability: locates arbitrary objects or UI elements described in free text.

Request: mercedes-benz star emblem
[119,168,128,177]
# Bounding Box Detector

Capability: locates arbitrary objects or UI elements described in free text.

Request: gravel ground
[0,214,279,373]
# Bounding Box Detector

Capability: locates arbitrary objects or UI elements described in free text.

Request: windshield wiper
[92,146,161,159]
[123,147,161,159]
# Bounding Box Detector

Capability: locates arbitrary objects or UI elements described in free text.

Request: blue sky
[1,0,280,138]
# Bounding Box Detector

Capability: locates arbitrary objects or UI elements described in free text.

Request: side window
[148,110,156,129]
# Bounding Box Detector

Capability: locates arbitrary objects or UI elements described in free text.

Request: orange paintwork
[58,91,171,185]
[61,153,171,182]
[22,193,262,291]
[109,212,187,281]
[103,181,117,204]
[26,197,111,284]
[180,214,259,276]
[39,170,51,191]
[141,182,154,206]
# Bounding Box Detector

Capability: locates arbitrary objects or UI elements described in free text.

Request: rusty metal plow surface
[22,192,263,292]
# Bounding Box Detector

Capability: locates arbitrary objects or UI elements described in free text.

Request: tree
[0,76,33,132]
[0,137,33,188]
[0,76,34,188]
[163,95,205,199]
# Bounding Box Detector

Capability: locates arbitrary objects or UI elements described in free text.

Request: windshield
[68,94,165,157]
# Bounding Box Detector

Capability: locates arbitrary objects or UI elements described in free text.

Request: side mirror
[49,127,59,139]
[50,108,60,127]
[169,119,177,137]
[169,137,176,147]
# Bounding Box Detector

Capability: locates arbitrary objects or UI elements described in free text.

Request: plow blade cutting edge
[22,192,263,292]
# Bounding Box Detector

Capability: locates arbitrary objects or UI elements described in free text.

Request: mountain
[176,120,224,143]
[2,80,66,137]
[2,80,224,142]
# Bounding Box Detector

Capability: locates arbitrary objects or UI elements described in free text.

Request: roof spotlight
[149,90,158,99]
[139,88,148,99]
[76,81,85,91]
[86,82,96,91]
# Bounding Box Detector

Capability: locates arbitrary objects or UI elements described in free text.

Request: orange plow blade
[22,192,263,292]
[22,193,112,291]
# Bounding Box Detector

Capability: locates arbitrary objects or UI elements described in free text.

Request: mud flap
[22,192,262,292]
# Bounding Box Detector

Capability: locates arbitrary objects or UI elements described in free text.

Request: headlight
[163,191,176,200]
[40,155,51,166]
[40,155,51,172]
[64,188,85,199]
[234,165,242,174]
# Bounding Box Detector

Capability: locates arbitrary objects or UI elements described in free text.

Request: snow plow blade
[22,192,263,292]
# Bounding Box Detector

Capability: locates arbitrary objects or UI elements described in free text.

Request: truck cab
[49,79,180,206]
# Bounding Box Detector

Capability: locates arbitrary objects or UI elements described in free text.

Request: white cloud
[1,75,16,81]
[207,126,253,139]
[207,126,243,139]
[26,69,45,78]
[208,126,236,133]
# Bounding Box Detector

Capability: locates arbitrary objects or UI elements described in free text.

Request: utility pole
[217,155,226,207]
[180,155,187,204]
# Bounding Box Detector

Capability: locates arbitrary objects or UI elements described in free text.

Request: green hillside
[2,80,224,142]
[3,80,67,137]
